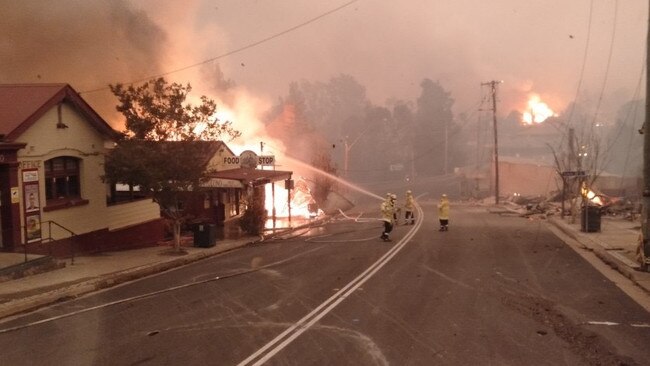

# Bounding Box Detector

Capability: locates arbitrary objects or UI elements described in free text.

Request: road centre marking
[237,203,424,366]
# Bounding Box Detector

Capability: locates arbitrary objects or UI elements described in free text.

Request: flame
[265,178,319,219]
[195,88,321,220]
[581,184,604,206]
[522,95,556,124]
[208,99,316,219]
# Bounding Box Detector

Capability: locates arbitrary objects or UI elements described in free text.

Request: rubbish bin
[194,223,217,247]
[581,205,601,232]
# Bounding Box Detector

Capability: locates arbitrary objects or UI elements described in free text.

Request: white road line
[237,204,423,366]
[586,321,650,328]
[0,246,325,334]
[587,321,619,326]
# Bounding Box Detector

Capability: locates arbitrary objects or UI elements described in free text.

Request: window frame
[43,156,88,211]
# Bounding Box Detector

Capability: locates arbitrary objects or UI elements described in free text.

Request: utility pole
[343,136,350,177]
[475,111,483,197]
[342,126,371,178]
[261,141,276,229]
[562,128,576,219]
[482,80,502,204]
[642,3,650,271]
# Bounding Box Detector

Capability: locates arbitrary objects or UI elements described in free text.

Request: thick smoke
[0,0,167,126]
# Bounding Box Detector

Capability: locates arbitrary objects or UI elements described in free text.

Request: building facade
[189,143,293,227]
[0,84,163,256]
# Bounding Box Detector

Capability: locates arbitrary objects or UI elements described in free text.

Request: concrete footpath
[546,214,650,295]
[0,235,257,320]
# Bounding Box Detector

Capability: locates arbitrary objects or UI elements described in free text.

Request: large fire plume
[522,95,556,124]
[209,96,319,220]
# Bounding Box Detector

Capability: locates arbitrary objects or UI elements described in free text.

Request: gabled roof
[155,140,232,171]
[0,83,120,141]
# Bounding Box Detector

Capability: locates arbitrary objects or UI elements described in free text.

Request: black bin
[581,206,601,232]
[194,223,217,247]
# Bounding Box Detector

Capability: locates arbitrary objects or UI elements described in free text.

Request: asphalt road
[1,202,649,365]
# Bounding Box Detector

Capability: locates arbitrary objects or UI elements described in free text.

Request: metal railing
[23,220,78,265]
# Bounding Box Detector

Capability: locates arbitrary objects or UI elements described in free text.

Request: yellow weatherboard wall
[16,103,126,240]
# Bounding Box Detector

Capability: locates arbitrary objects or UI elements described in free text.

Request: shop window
[108,183,149,205]
[44,156,87,210]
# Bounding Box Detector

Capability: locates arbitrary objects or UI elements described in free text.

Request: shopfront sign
[221,152,275,168]
[202,178,243,188]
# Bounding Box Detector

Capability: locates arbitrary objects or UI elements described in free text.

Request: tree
[548,101,616,223]
[105,78,241,251]
[413,79,459,176]
[297,74,368,145]
[349,105,395,181]
[311,150,338,206]
[391,100,417,179]
[265,77,363,205]
[269,75,369,171]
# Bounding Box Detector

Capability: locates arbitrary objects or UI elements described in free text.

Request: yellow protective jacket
[381,200,394,223]
[438,198,449,220]
[404,194,415,211]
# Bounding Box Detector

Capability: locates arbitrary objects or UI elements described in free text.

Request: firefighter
[438,193,449,231]
[380,193,396,241]
[391,193,400,225]
[404,190,415,225]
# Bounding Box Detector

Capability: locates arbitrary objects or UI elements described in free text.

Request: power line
[588,0,619,131]
[602,51,645,173]
[80,0,360,95]
[615,53,645,192]
[556,0,594,152]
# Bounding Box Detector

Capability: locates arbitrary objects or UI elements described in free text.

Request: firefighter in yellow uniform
[380,193,396,241]
[438,193,449,231]
[391,193,399,225]
[404,190,415,225]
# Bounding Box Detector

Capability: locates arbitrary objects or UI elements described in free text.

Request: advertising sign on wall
[25,214,42,243]
[22,169,42,242]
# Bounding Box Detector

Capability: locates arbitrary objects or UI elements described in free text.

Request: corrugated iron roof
[152,140,231,171]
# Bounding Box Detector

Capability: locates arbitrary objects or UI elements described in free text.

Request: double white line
[237,204,423,365]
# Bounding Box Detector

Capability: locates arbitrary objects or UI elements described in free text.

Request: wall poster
[22,169,42,243]
[25,214,42,243]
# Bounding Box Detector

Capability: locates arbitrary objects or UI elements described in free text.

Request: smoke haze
[1,0,646,129]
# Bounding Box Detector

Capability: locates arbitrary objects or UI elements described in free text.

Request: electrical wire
[555,0,595,152]
[587,0,619,133]
[601,53,645,175]
[79,0,360,95]
[616,56,646,193]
